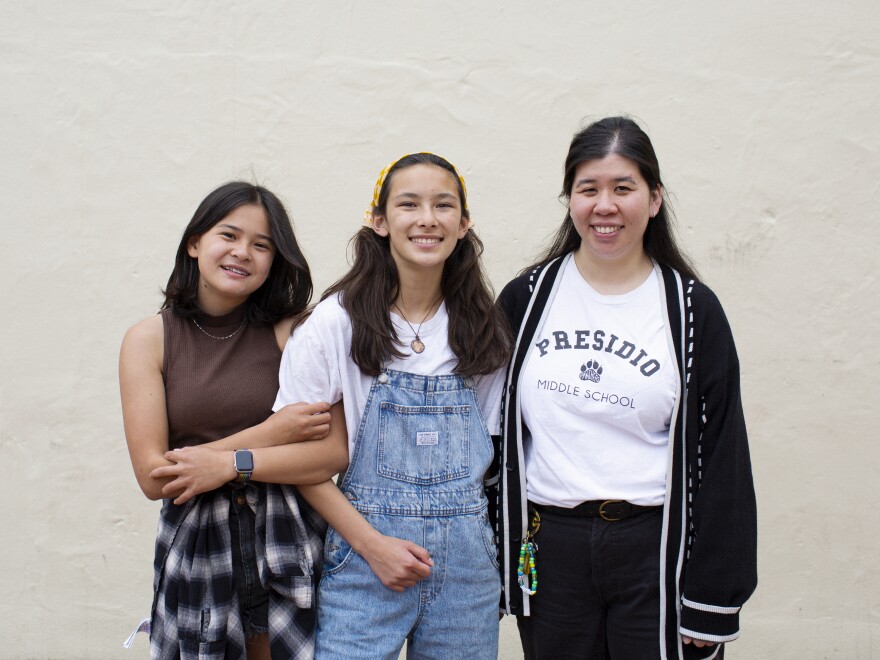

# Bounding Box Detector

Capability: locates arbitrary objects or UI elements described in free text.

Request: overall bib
[315,369,500,660]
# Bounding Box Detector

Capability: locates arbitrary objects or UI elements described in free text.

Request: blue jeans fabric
[316,370,500,660]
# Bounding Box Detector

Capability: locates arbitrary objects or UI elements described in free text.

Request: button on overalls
[315,370,500,660]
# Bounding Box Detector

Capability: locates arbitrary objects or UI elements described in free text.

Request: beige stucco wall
[2,1,878,658]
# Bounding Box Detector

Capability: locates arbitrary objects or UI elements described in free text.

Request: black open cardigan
[493,254,757,659]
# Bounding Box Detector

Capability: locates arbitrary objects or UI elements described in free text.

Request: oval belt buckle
[599,499,624,522]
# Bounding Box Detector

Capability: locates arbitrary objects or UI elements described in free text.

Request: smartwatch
[233,449,254,482]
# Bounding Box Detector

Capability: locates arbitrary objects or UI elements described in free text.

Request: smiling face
[568,153,662,270]
[371,163,469,280]
[186,203,275,315]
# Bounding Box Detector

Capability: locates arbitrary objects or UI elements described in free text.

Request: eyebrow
[574,176,638,186]
[217,223,274,243]
[393,192,458,200]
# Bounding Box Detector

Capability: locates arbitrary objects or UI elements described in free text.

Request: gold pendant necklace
[394,297,441,354]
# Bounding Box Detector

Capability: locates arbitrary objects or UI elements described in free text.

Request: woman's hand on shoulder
[359,534,433,592]
[268,402,332,443]
[150,446,236,505]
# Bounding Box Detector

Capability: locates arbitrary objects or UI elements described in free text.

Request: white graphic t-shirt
[520,260,677,507]
[273,293,505,455]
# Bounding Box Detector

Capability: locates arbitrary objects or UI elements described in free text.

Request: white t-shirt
[520,260,677,507]
[273,293,505,455]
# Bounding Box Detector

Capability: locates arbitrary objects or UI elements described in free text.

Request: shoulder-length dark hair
[322,153,511,377]
[527,116,698,281]
[162,181,313,325]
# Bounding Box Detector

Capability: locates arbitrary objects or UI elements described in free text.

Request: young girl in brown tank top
[120,182,348,659]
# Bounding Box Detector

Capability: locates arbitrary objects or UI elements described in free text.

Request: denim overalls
[315,369,500,660]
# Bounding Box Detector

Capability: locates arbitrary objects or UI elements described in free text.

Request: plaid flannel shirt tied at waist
[150,482,326,660]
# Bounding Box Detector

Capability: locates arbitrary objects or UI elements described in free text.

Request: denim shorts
[228,484,270,638]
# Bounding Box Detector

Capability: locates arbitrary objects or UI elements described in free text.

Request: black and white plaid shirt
[149,482,325,659]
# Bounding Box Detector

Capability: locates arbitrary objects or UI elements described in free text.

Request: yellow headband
[362,153,471,227]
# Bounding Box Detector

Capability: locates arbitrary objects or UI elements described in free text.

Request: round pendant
[411,338,425,354]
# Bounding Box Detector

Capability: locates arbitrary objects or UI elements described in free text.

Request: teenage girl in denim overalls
[274,153,512,659]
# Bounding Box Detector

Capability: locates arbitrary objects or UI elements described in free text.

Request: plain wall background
[2,1,878,658]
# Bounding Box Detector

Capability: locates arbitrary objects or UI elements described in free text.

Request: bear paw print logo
[580,360,603,383]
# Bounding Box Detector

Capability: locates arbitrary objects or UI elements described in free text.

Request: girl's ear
[649,186,663,219]
[186,235,200,258]
[456,214,469,239]
[371,213,389,237]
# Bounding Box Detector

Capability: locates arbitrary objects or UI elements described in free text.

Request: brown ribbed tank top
[161,306,282,450]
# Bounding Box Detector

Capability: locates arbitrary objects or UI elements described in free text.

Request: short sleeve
[273,304,344,410]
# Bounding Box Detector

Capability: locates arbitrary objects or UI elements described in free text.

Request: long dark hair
[322,153,512,377]
[527,116,698,281]
[163,181,313,325]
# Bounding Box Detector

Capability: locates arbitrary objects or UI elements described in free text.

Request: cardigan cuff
[679,597,742,643]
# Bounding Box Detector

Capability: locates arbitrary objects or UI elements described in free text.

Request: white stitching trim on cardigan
[681,597,741,614]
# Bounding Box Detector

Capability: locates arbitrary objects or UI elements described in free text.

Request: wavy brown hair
[322,153,511,377]
[527,116,698,281]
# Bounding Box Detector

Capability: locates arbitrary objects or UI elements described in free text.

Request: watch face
[235,450,254,472]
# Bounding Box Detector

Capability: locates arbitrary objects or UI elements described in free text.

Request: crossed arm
[119,314,347,503]
[120,315,433,590]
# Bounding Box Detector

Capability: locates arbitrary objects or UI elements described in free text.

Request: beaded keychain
[517,509,541,595]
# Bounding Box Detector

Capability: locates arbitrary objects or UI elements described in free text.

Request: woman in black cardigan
[495,117,757,659]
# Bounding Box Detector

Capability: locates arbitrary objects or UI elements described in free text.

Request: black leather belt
[532,500,661,522]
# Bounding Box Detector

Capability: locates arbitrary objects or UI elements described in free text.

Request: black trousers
[517,506,664,660]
